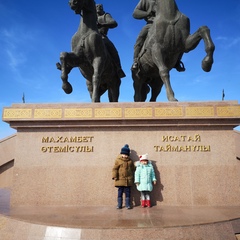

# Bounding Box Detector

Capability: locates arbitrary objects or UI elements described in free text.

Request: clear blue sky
[0,0,240,139]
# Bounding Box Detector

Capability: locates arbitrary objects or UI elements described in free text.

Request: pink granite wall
[9,126,240,207]
[1,101,240,207]
[235,130,240,159]
[0,135,16,188]
[0,134,16,165]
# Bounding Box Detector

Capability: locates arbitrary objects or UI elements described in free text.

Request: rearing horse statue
[56,0,123,102]
[132,0,215,102]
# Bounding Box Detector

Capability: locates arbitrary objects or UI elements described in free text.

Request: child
[135,154,157,208]
[112,144,135,209]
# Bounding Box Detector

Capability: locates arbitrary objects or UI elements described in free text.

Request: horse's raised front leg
[199,26,215,72]
[59,52,73,94]
[185,26,215,72]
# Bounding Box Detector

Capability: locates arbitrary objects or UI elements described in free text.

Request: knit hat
[120,144,130,156]
[139,154,148,161]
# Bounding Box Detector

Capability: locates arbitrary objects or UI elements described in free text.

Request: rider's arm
[98,13,118,29]
[133,7,149,20]
[133,0,155,20]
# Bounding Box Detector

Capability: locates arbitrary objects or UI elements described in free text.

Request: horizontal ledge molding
[3,101,240,122]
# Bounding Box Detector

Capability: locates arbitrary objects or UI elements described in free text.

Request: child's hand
[153,181,157,185]
[135,183,139,186]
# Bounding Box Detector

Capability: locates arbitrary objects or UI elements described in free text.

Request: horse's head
[69,0,85,14]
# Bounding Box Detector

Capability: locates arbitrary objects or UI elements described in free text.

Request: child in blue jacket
[135,154,156,207]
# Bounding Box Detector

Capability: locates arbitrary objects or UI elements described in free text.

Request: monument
[56,0,125,102]
[131,0,215,102]
[1,0,240,239]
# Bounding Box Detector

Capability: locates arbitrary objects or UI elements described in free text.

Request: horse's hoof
[169,97,178,102]
[202,62,212,72]
[62,82,73,94]
[202,57,213,72]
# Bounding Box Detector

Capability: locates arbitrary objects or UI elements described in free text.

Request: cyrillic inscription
[154,134,211,153]
[41,136,94,153]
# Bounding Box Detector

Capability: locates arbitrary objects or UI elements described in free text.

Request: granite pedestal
[1,101,240,239]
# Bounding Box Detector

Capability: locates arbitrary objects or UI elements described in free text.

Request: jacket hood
[135,160,152,167]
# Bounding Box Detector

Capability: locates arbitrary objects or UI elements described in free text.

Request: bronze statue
[56,0,124,102]
[96,4,126,78]
[132,0,215,102]
[132,0,185,72]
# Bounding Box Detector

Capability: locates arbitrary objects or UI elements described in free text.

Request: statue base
[1,101,240,239]
[0,189,240,240]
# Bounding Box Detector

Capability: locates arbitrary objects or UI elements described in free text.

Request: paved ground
[1,188,240,229]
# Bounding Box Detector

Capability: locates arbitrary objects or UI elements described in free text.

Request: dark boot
[117,197,122,209]
[174,60,185,72]
[125,197,131,209]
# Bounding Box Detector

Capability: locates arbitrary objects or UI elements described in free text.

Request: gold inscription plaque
[154,134,211,153]
[41,135,94,153]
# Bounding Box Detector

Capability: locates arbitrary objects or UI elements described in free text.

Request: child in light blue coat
[135,154,157,207]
